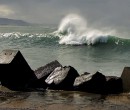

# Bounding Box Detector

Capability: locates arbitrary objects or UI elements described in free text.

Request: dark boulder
[0,49,37,91]
[74,72,106,94]
[45,66,79,90]
[29,60,62,89]
[121,67,130,92]
[105,76,123,94]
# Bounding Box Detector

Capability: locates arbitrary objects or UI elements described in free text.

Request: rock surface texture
[45,66,79,90]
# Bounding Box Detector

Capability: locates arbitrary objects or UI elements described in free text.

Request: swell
[0,32,58,48]
[0,32,130,47]
[107,36,130,46]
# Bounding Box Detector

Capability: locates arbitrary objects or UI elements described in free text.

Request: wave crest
[55,14,114,45]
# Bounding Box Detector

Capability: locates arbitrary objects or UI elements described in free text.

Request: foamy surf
[0,32,53,38]
[55,14,114,45]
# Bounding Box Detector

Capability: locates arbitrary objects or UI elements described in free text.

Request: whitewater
[0,14,129,46]
[0,14,130,77]
[54,14,115,45]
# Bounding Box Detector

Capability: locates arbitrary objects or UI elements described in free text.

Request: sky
[0,0,130,37]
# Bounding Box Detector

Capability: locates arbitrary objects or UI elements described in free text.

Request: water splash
[55,14,114,45]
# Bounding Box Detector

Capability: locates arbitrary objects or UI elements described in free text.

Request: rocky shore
[0,49,130,109]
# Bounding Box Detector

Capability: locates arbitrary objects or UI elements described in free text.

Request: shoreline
[0,86,130,110]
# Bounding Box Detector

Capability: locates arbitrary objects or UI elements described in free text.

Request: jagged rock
[30,60,62,89]
[105,76,123,94]
[45,66,79,90]
[74,72,90,87]
[0,49,37,91]
[74,72,106,94]
[121,67,130,92]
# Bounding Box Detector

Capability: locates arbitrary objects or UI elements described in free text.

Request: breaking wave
[54,14,116,45]
[0,14,130,47]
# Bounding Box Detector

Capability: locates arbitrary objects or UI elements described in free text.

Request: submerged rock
[74,72,106,94]
[45,66,79,90]
[30,60,62,89]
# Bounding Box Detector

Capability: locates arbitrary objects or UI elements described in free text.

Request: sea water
[0,14,130,77]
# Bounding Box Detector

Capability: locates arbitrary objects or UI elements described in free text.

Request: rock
[105,76,123,94]
[74,72,90,87]
[121,67,130,92]
[45,66,79,90]
[30,60,62,89]
[74,72,106,94]
[0,49,37,91]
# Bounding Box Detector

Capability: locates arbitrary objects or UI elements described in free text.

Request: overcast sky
[0,0,130,37]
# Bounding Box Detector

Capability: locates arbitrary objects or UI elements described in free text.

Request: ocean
[0,14,130,77]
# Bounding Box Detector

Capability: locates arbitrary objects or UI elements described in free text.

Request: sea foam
[0,32,51,38]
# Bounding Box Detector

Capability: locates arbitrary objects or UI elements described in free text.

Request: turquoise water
[0,25,130,77]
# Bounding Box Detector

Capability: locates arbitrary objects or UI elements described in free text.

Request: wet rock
[74,72,90,87]
[30,60,62,89]
[105,76,123,94]
[0,49,37,91]
[45,66,79,90]
[121,67,130,92]
[74,72,106,94]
